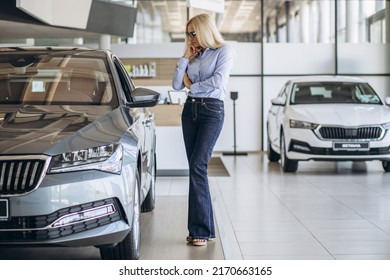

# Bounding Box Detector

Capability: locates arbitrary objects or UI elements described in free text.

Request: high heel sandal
[192,238,207,246]
[186,236,208,246]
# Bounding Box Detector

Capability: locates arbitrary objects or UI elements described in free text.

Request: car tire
[382,161,390,172]
[267,137,280,162]
[280,132,298,173]
[100,170,141,260]
[141,153,156,212]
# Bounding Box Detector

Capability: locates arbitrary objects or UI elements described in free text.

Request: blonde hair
[186,13,225,49]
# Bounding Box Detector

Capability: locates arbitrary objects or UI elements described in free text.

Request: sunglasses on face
[186,31,197,39]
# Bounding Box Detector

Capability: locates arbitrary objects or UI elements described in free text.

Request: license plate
[0,199,9,220]
[333,142,369,151]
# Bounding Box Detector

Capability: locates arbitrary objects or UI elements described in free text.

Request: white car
[267,76,390,172]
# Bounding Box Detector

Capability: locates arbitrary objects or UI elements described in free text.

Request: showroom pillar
[359,0,373,43]
[285,0,296,43]
[275,5,280,42]
[345,0,359,43]
[318,0,331,43]
[99,34,111,50]
[285,1,290,42]
[386,0,390,43]
[299,0,310,43]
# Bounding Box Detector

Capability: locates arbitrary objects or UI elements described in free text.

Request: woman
[172,13,234,246]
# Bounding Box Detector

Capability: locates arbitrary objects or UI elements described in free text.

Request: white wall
[112,43,184,58]
[217,42,261,152]
[264,43,335,74]
[338,44,390,74]
[217,76,261,152]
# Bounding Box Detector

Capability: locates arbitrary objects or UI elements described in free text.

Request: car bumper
[285,129,390,161]
[0,168,135,247]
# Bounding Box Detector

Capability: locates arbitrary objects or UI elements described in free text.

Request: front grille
[0,198,123,241]
[0,159,46,195]
[318,126,383,140]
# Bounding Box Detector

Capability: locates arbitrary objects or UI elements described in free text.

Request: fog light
[292,144,310,152]
[52,204,116,227]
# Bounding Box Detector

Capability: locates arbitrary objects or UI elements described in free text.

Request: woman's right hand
[183,44,199,60]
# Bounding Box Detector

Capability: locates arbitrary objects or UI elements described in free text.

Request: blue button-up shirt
[172,44,234,101]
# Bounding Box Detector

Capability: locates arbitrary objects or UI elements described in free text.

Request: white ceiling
[0,0,284,42]
[138,0,263,35]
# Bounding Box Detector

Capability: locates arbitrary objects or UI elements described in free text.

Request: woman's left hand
[183,73,192,89]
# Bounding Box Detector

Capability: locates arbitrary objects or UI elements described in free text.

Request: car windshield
[0,51,118,106]
[290,82,382,105]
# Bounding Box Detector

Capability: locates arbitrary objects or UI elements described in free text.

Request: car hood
[0,105,131,155]
[287,104,390,126]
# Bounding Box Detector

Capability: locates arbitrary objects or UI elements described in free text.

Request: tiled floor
[157,152,390,260]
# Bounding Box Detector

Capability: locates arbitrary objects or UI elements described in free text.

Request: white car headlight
[49,143,123,174]
[381,122,390,130]
[290,119,318,129]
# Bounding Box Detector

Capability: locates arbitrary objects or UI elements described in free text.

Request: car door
[113,57,152,197]
[268,82,288,150]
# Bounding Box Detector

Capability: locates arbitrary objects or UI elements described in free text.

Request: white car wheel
[382,161,390,172]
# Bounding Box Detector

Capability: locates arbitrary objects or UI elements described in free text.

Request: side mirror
[271,96,286,106]
[127,87,161,108]
[385,97,390,106]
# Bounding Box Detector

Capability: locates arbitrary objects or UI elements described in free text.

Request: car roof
[287,75,367,84]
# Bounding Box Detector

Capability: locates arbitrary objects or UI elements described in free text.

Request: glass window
[337,0,386,43]
[0,52,116,106]
[264,0,335,43]
[136,0,261,43]
[368,9,386,43]
[337,0,389,74]
[290,82,382,105]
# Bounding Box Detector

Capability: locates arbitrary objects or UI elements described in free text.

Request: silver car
[0,47,160,259]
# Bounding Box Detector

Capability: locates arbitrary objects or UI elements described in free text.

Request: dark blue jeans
[181,96,224,240]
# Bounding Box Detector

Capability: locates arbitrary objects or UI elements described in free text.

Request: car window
[113,57,135,103]
[0,53,118,106]
[354,83,381,104]
[290,82,382,105]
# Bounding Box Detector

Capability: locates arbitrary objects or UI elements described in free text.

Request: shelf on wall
[125,61,156,78]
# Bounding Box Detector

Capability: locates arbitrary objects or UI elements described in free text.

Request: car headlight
[289,119,318,129]
[381,122,390,130]
[49,143,123,174]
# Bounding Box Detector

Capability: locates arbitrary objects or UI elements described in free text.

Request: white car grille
[318,126,383,140]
